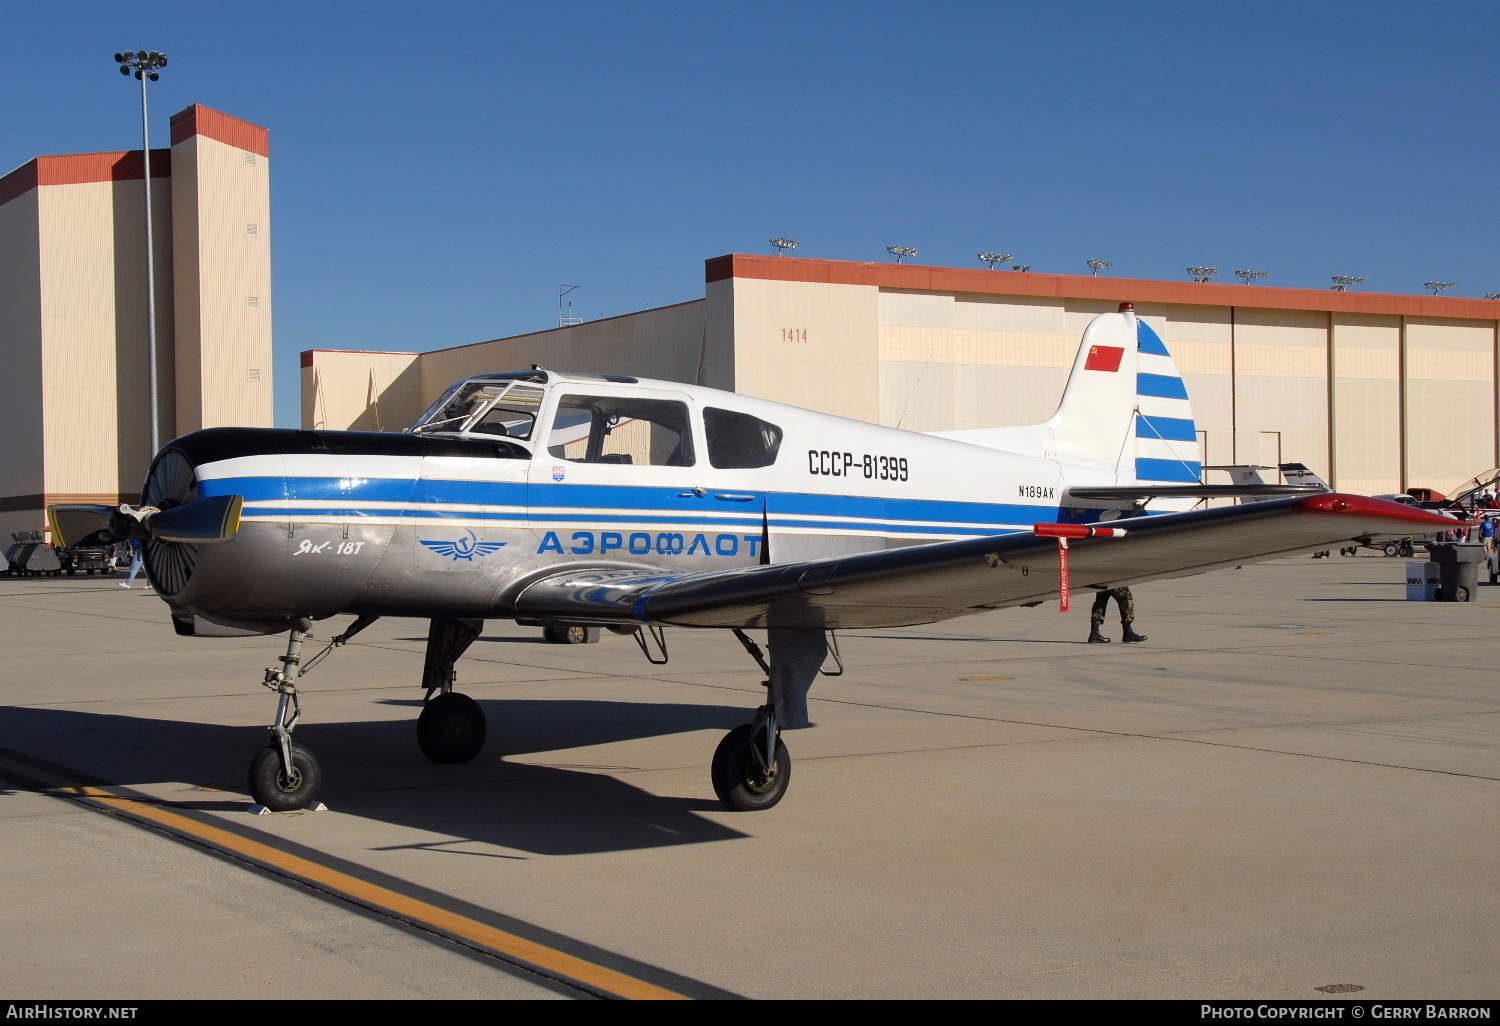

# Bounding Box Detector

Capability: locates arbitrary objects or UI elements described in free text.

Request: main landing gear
[710,628,841,811]
[416,618,486,764]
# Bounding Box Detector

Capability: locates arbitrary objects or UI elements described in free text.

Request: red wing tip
[1295,492,1454,525]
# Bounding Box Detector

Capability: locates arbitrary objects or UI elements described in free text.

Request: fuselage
[152,372,1139,632]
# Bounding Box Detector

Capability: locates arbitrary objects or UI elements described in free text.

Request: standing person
[1088,587,1146,644]
[119,539,144,589]
[1482,515,1497,582]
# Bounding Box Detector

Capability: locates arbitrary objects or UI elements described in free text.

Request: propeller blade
[147,495,244,545]
[46,505,122,547]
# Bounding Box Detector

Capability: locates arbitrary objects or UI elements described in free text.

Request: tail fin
[930,308,1202,489]
[1279,463,1329,490]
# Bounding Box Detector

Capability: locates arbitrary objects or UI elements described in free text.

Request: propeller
[47,495,243,547]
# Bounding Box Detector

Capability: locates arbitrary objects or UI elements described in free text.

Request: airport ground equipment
[5,532,61,576]
[1423,542,1484,602]
[56,543,121,575]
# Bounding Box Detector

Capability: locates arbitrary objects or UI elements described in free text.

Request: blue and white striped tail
[1130,319,1201,501]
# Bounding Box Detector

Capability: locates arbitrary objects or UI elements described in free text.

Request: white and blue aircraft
[48,304,1448,812]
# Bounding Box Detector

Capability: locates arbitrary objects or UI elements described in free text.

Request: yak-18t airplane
[49,304,1450,812]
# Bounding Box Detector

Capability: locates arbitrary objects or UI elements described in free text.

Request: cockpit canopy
[409,374,548,441]
[407,371,784,470]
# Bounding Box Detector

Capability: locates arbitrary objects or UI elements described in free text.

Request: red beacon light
[1118,302,1134,312]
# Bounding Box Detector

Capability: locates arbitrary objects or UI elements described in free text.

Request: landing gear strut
[246,615,377,811]
[248,626,322,811]
[710,628,835,811]
[416,618,487,764]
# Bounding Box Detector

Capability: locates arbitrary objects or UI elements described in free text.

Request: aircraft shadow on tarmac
[0,699,753,855]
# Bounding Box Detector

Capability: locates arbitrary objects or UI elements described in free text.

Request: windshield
[410,381,544,438]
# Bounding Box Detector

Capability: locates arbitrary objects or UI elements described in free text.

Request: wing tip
[1294,492,1454,527]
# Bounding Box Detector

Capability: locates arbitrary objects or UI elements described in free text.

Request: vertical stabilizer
[928,308,1202,501]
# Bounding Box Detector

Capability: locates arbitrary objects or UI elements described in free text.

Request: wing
[510,493,1451,631]
[420,540,461,558]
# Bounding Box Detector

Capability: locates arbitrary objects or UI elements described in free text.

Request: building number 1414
[781,328,808,343]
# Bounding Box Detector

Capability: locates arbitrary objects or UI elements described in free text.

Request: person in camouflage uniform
[1088,587,1146,644]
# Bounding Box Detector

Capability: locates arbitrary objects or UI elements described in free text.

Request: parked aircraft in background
[47,305,1450,814]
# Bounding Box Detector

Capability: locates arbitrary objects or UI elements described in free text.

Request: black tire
[1455,585,1471,602]
[1399,542,1414,558]
[247,742,322,811]
[711,723,791,811]
[542,625,596,644]
[1383,542,1399,557]
[417,692,487,764]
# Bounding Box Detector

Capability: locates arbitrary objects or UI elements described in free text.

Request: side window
[704,407,782,469]
[547,395,695,467]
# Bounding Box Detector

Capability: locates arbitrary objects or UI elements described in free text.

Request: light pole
[1187,266,1218,283]
[1425,281,1456,296]
[115,49,168,455]
[1086,259,1112,277]
[1330,275,1364,291]
[770,238,798,257]
[887,245,919,264]
[1236,269,1269,285]
[978,252,1012,270]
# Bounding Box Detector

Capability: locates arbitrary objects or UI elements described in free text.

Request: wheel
[1455,585,1471,602]
[247,742,322,811]
[1399,542,1414,558]
[66,569,76,576]
[1384,542,1399,557]
[417,692,487,763]
[711,723,791,811]
[542,625,596,644]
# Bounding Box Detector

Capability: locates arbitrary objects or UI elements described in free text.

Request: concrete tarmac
[0,554,1495,999]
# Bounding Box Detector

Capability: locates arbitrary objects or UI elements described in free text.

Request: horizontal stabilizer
[1067,485,1327,501]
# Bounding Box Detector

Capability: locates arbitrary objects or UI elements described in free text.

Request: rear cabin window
[703,408,783,469]
[547,396,695,467]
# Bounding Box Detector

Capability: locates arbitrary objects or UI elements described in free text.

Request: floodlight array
[115,49,168,80]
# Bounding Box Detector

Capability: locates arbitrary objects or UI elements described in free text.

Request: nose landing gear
[245,615,378,812]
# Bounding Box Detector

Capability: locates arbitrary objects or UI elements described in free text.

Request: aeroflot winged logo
[419,530,508,561]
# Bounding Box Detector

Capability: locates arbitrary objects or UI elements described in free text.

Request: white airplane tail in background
[931,305,1202,493]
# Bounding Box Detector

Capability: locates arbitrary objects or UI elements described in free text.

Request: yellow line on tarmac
[0,754,688,1000]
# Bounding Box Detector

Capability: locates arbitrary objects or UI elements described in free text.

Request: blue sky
[4,2,1497,427]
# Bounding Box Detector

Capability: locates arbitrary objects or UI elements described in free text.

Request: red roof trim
[0,151,171,208]
[170,104,270,158]
[707,254,1500,320]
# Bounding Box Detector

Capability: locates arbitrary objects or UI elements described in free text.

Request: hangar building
[0,104,272,539]
[305,255,1500,498]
